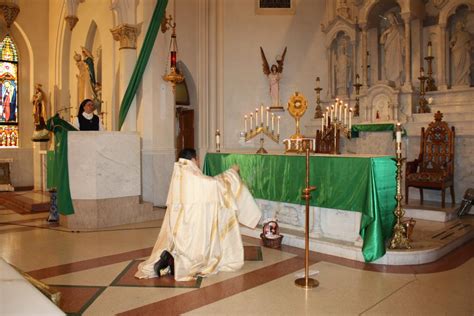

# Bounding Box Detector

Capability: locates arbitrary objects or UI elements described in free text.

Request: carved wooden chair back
[419,111,455,178]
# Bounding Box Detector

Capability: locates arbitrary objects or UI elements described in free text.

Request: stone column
[438,24,448,90]
[402,14,412,92]
[361,25,368,87]
[110,24,138,131]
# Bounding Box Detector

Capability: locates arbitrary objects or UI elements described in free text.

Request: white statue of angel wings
[260,46,287,108]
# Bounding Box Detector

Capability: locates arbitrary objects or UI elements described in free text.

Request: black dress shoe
[154,250,174,276]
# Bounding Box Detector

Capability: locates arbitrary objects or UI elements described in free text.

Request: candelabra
[314,77,323,119]
[320,99,353,154]
[417,68,431,114]
[353,74,362,117]
[244,105,280,154]
[389,123,411,249]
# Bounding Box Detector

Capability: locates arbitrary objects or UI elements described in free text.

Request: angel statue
[260,46,287,109]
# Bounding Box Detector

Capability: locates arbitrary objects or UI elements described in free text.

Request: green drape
[351,123,407,139]
[46,115,78,215]
[203,153,397,262]
[118,0,168,130]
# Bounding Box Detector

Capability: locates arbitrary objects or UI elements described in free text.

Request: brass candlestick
[295,147,318,289]
[314,77,323,119]
[418,68,431,114]
[389,126,411,249]
[424,56,437,92]
[353,74,362,117]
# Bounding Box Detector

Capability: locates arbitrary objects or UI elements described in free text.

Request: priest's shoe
[154,250,174,277]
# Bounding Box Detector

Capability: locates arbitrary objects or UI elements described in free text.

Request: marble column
[438,24,448,90]
[402,14,412,92]
[110,24,138,131]
[361,26,368,87]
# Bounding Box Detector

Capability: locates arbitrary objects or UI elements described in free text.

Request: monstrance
[284,92,314,153]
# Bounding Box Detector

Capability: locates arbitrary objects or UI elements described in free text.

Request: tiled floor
[0,191,473,315]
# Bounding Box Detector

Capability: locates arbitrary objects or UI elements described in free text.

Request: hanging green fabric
[118,0,169,129]
[351,123,407,139]
[203,153,397,262]
[46,115,78,215]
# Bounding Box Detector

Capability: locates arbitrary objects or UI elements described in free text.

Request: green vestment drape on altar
[203,153,397,262]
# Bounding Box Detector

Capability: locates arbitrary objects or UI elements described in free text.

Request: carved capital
[0,2,20,29]
[110,24,137,49]
[65,15,79,31]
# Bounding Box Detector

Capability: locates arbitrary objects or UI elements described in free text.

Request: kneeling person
[135,148,262,281]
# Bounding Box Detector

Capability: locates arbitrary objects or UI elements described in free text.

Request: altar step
[240,215,474,266]
[0,191,50,214]
[404,199,459,222]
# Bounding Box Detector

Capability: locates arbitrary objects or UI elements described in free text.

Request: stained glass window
[0,35,18,148]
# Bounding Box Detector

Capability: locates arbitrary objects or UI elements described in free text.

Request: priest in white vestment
[135,149,262,281]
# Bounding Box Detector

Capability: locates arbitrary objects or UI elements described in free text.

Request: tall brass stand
[295,147,319,289]
[388,139,411,249]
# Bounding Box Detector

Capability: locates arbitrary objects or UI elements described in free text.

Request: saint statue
[74,48,102,112]
[380,12,405,85]
[450,21,472,86]
[260,46,287,109]
[335,39,350,95]
[31,83,50,141]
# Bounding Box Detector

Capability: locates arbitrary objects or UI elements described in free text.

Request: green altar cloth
[351,123,406,139]
[203,153,397,262]
[46,115,78,215]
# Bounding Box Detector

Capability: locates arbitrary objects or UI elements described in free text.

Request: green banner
[46,115,78,215]
[351,123,407,139]
[203,153,397,262]
[118,0,169,129]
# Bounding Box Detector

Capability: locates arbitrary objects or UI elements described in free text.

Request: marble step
[404,199,459,222]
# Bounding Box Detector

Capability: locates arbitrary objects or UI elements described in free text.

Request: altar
[203,152,397,262]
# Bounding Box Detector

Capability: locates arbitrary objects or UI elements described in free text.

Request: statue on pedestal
[31,83,49,141]
[380,12,405,86]
[260,46,287,110]
[335,39,350,96]
[450,21,472,86]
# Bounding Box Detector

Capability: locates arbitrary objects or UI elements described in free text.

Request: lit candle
[427,41,432,57]
[250,113,253,130]
[271,113,275,132]
[266,107,270,127]
[244,115,248,132]
[331,104,334,122]
[277,116,281,135]
[321,115,324,131]
[255,108,259,127]
[349,108,353,130]
[396,122,402,155]
[260,105,264,125]
[326,107,329,126]
[344,104,347,125]
[215,129,220,147]
[316,77,320,89]
[339,102,343,121]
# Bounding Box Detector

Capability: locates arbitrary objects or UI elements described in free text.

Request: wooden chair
[315,126,340,154]
[405,111,455,208]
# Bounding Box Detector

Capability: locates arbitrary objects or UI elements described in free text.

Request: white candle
[355,74,360,84]
[325,107,329,126]
[215,130,220,146]
[396,123,402,143]
[339,103,343,121]
[344,105,347,125]
[266,107,269,127]
[260,105,264,125]
[271,113,275,132]
[321,115,324,130]
[349,108,353,130]
[250,113,253,130]
[331,104,334,122]
[255,108,259,127]
[316,77,320,89]
[244,115,248,132]
[277,116,281,135]
[427,41,432,57]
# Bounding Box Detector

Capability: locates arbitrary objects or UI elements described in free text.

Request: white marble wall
[68,132,141,200]
[256,199,361,244]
